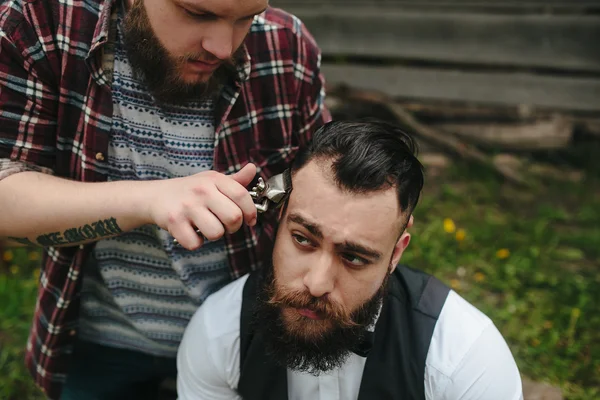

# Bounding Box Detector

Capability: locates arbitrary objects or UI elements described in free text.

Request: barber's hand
[146,164,258,250]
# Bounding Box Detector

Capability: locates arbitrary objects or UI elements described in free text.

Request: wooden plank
[321,63,600,112]
[273,8,600,73]
[273,0,598,7]
[271,0,600,14]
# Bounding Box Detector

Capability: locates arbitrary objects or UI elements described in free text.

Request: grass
[0,159,599,399]
[401,159,600,399]
[0,248,45,400]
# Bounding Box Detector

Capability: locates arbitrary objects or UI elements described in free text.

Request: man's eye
[183,8,213,20]
[292,234,312,247]
[342,254,368,267]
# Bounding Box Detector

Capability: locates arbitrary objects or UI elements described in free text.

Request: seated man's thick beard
[253,262,389,375]
[121,0,242,105]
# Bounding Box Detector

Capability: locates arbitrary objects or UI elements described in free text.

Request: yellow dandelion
[2,250,14,262]
[496,248,510,259]
[9,265,19,275]
[543,321,553,330]
[531,338,541,347]
[443,218,456,233]
[455,229,466,242]
[28,252,40,261]
[33,269,41,280]
[450,279,461,290]
[474,272,486,283]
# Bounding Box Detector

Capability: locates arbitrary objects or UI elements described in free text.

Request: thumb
[231,163,257,187]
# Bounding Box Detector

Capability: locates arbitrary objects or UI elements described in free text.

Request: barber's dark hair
[291,119,425,216]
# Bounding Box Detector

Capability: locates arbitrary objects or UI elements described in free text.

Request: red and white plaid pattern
[0,0,330,397]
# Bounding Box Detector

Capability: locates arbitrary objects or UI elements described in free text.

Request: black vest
[237,265,451,400]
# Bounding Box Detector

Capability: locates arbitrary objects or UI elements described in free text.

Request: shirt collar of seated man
[252,120,423,375]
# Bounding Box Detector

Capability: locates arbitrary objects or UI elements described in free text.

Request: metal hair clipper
[172,170,291,247]
[248,169,292,213]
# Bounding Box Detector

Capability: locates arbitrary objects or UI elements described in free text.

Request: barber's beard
[253,262,389,375]
[121,0,243,105]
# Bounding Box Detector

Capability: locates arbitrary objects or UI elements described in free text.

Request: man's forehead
[291,158,333,187]
[177,0,268,18]
[287,160,403,242]
[290,159,398,209]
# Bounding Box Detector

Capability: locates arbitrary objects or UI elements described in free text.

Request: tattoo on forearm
[35,217,123,246]
[8,236,37,246]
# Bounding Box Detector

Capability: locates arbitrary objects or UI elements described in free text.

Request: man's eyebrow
[179,1,267,19]
[336,241,382,261]
[287,213,382,260]
[287,213,323,239]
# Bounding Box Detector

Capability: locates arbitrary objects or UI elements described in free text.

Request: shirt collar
[350,299,384,358]
[234,44,252,84]
[89,0,118,57]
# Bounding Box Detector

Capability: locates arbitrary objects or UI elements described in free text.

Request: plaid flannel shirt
[0,0,330,398]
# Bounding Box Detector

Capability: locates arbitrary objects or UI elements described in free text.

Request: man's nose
[202,22,233,60]
[303,254,336,298]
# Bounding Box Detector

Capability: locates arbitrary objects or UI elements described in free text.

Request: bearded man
[0,0,330,398]
[177,120,523,400]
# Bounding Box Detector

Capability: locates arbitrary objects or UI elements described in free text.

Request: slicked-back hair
[290,119,425,219]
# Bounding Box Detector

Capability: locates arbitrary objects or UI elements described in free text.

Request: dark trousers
[60,340,177,400]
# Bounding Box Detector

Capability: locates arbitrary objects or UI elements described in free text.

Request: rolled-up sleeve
[0,158,54,181]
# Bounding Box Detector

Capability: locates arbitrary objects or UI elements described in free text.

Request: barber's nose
[303,255,335,298]
[202,23,233,60]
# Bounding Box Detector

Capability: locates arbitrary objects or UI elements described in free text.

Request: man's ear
[389,215,413,273]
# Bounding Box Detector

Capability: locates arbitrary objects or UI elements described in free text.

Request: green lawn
[0,247,44,400]
[1,158,599,399]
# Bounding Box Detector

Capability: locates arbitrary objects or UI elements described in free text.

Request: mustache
[180,48,241,66]
[266,285,359,329]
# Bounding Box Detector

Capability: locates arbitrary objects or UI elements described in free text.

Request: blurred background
[1,0,599,399]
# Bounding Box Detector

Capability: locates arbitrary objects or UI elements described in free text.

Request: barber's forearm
[0,171,152,247]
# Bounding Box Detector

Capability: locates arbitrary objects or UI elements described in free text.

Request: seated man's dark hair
[291,119,425,218]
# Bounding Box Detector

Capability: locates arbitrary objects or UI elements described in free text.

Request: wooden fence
[271,0,600,114]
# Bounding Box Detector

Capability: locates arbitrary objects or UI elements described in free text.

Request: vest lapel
[356,297,400,400]
[237,331,289,400]
[357,269,450,400]
[237,272,289,400]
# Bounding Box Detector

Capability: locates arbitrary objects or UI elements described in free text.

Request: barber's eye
[183,8,213,20]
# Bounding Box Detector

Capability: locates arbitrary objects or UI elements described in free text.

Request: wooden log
[433,115,573,150]
[329,85,528,184]
[396,101,536,124]
[576,118,600,137]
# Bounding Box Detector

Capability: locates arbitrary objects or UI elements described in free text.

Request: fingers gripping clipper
[172,170,291,247]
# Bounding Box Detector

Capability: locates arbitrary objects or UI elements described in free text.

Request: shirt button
[95,152,105,161]
[69,329,77,336]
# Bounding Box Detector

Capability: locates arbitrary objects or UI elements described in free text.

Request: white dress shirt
[176,275,523,400]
